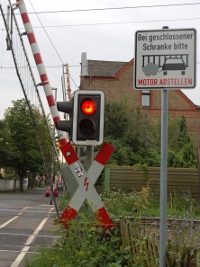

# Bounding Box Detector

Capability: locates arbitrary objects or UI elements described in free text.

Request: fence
[104,166,200,200]
[120,216,199,267]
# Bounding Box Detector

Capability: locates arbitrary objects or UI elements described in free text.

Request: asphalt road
[0,188,61,267]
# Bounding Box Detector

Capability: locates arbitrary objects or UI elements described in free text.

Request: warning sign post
[134,28,196,89]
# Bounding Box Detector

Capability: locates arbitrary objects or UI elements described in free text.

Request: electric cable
[14,2,200,15]
[28,0,64,65]
[25,17,200,28]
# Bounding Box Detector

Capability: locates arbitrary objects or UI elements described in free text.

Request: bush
[25,187,200,266]
[25,215,132,267]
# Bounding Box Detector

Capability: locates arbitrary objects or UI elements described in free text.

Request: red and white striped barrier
[16,0,67,146]
[15,0,115,229]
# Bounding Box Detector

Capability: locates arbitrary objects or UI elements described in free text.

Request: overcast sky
[0,0,200,119]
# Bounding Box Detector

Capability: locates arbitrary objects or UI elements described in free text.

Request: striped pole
[15,1,115,229]
[16,0,67,146]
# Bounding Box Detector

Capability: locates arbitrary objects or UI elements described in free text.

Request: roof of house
[87,60,128,77]
[81,53,198,109]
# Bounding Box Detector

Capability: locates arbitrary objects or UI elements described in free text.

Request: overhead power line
[1,61,200,69]
[28,0,64,65]
[2,16,200,30]
[24,17,200,28]
[16,2,200,15]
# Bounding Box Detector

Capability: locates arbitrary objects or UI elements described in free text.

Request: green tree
[169,116,197,167]
[154,115,197,167]
[104,100,157,166]
[0,120,9,167]
[104,100,196,168]
[1,99,53,190]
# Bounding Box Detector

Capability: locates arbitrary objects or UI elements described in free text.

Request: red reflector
[81,100,96,115]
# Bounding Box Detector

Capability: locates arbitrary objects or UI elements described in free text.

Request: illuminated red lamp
[81,100,96,115]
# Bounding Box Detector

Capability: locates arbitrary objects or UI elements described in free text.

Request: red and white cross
[59,142,115,229]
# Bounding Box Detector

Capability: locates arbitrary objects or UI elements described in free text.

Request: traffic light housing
[72,90,105,146]
[56,98,74,141]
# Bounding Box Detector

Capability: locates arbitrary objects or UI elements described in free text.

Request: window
[142,90,150,107]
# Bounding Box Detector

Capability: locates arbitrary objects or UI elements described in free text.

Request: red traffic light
[72,90,105,145]
[81,99,96,115]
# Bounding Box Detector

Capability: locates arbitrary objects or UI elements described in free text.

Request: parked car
[45,187,58,197]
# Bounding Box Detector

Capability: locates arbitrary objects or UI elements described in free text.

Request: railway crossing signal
[56,97,74,141]
[73,90,105,146]
[56,90,105,146]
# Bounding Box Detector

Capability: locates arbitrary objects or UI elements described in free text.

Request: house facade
[80,52,200,146]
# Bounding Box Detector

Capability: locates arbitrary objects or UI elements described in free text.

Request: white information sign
[134,28,196,89]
